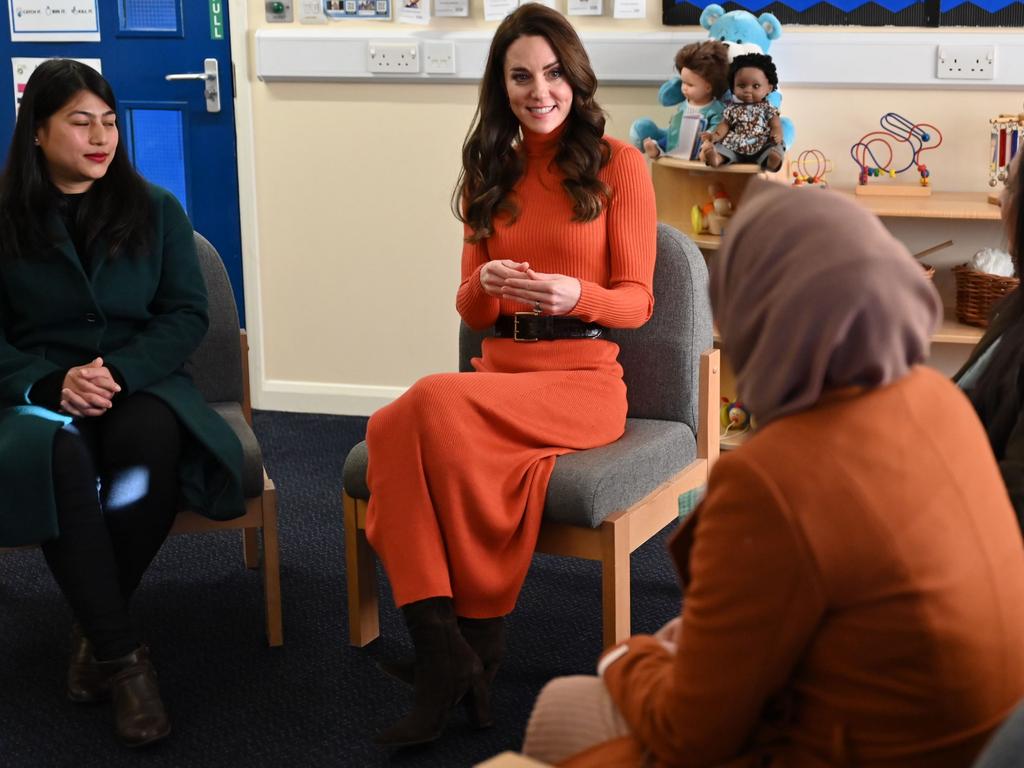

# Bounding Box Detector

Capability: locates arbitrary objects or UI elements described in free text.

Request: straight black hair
[0,59,152,262]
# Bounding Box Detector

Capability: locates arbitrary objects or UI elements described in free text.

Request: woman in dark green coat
[0,60,244,747]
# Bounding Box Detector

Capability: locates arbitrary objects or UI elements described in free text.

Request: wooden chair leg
[260,483,284,647]
[601,515,631,648]
[343,491,379,647]
[242,528,260,569]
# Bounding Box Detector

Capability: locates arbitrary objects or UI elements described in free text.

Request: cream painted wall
[241,0,1020,413]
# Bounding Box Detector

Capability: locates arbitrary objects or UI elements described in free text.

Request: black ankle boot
[375,597,485,748]
[97,645,171,748]
[377,615,505,729]
[67,623,111,703]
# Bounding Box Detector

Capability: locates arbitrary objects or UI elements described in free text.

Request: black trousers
[40,392,182,661]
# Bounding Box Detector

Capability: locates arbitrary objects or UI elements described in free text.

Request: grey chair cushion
[209,402,264,499]
[544,418,696,528]
[342,419,696,529]
[189,233,244,405]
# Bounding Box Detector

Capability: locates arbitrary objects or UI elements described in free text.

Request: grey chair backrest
[189,232,244,405]
[459,223,712,435]
[973,699,1024,768]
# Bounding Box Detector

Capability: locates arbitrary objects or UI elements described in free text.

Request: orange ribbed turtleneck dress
[365,125,656,618]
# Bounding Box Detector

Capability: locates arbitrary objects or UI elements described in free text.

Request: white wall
[235,0,1022,414]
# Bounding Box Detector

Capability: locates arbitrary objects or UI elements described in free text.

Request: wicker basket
[952,264,1019,327]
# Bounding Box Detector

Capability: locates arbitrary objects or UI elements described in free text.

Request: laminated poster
[324,0,391,20]
[613,0,644,17]
[435,0,468,15]
[399,0,430,23]
[567,0,602,14]
[8,0,99,41]
[484,0,518,21]
[299,0,328,22]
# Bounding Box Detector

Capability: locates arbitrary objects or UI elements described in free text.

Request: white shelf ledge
[256,27,1024,87]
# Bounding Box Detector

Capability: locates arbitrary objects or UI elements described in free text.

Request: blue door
[1,1,246,323]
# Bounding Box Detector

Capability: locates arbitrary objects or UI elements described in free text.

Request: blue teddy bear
[630,3,795,154]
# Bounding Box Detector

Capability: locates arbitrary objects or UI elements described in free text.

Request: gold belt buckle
[513,311,539,342]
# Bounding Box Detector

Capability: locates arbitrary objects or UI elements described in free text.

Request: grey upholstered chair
[973,699,1024,768]
[342,223,719,647]
[171,233,282,646]
[0,234,283,646]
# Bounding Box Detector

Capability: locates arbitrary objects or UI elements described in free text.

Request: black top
[58,191,89,270]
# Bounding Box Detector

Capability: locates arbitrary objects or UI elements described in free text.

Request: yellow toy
[690,183,733,236]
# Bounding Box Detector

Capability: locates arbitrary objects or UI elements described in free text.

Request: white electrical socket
[936,45,995,80]
[423,41,456,75]
[367,42,420,74]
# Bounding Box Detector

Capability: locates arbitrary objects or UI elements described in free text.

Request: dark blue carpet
[0,410,682,767]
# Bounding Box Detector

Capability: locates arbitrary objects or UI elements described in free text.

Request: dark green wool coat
[0,184,244,546]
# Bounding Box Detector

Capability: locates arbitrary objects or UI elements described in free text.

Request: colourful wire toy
[850,112,943,188]
[791,149,832,188]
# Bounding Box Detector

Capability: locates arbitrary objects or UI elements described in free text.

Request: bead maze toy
[989,109,1023,205]
[850,112,943,197]
[791,149,832,188]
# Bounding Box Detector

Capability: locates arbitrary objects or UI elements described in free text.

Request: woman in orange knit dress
[364,2,656,748]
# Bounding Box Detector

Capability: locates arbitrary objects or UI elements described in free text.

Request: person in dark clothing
[955,155,1024,535]
[0,59,245,747]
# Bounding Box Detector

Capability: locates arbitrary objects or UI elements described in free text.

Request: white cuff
[597,643,629,679]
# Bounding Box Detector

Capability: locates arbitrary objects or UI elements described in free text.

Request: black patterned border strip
[662,0,941,26]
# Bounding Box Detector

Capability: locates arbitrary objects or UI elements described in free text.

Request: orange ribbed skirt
[365,337,627,618]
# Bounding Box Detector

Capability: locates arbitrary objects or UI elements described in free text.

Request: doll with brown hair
[638,40,729,159]
[699,52,784,171]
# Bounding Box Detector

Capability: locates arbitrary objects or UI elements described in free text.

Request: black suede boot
[375,597,485,748]
[67,623,111,703]
[377,615,505,729]
[96,645,171,748]
[455,616,505,727]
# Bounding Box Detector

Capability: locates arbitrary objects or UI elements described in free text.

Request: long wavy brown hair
[453,3,610,243]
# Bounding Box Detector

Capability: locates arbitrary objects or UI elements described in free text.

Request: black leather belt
[493,313,606,342]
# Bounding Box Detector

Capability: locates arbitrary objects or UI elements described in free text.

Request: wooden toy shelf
[834,189,1001,221]
[651,157,771,252]
[653,158,997,350]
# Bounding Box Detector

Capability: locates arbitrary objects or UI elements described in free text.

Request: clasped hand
[480,259,581,316]
[61,357,121,418]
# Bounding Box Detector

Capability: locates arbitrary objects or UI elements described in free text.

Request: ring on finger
[533,301,542,314]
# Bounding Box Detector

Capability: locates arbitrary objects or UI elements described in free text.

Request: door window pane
[120,0,180,33]
[123,107,189,212]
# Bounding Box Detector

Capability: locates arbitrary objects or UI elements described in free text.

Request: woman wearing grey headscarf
[524,181,1024,768]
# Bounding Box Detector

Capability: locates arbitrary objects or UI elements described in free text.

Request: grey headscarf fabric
[711,180,942,426]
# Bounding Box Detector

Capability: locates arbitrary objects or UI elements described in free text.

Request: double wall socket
[936,45,995,80]
[367,42,420,74]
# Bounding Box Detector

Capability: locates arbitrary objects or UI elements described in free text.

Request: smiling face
[504,34,573,135]
[35,89,117,193]
[731,66,772,104]
[679,67,714,107]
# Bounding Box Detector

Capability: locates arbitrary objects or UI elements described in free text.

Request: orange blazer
[569,367,1024,768]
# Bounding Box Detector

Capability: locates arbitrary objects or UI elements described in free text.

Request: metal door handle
[164,58,220,113]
